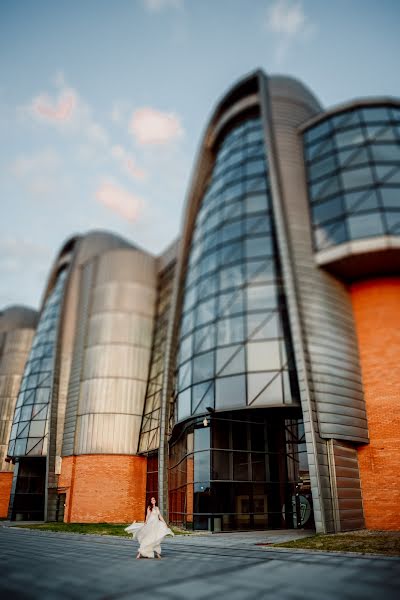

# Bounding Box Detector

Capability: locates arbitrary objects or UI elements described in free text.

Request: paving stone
[0,527,399,599]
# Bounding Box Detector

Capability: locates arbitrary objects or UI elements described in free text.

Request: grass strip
[273,532,400,556]
[13,522,191,536]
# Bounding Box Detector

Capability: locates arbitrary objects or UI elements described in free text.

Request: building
[4,231,176,523]
[163,71,400,533]
[2,70,399,532]
[0,306,38,517]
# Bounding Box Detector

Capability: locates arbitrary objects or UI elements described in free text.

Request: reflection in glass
[176,116,298,422]
[168,411,313,531]
[304,103,400,250]
[8,268,67,458]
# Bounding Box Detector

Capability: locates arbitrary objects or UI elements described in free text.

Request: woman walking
[125,497,174,559]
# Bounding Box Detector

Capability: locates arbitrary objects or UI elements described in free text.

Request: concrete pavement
[0,526,399,599]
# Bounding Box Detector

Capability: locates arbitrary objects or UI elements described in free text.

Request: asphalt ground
[0,526,399,600]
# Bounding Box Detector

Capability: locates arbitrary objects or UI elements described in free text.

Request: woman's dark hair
[147,497,157,511]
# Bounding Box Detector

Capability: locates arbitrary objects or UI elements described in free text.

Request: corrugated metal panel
[91,282,156,317]
[62,261,94,456]
[0,375,22,398]
[82,345,151,380]
[2,329,36,354]
[0,352,30,375]
[266,80,368,443]
[87,312,153,347]
[0,327,35,472]
[262,74,369,533]
[69,248,157,456]
[79,379,147,414]
[75,413,142,454]
[96,249,157,287]
[260,74,334,532]
[328,440,365,531]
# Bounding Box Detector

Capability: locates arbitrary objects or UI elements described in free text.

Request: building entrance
[9,457,46,521]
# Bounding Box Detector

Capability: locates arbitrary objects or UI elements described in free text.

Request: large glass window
[168,411,313,531]
[7,268,67,458]
[139,260,176,454]
[303,103,400,250]
[175,116,299,420]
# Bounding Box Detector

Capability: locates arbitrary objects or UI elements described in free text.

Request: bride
[125,497,174,559]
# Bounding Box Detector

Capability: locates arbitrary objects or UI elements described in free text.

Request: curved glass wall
[169,411,313,531]
[176,116,299,423]
[303,104,400,251]
[7,268,67,458]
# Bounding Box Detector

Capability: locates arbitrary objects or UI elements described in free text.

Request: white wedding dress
[125,507,174,558]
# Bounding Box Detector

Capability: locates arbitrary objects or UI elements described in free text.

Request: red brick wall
[59,454,147,523]
[350,277,400,530]
[0,472,13,518]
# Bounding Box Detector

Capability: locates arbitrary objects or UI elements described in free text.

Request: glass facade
[169,410,313,531]
[303,104,400,251]
[171,115,308,530]
[175,116,299,422]
[7,268,67,458]
[139,259,175,454]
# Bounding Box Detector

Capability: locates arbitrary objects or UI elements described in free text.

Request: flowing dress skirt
[125,515,174,558]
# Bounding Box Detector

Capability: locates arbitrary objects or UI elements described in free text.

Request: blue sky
[1,0,399,309]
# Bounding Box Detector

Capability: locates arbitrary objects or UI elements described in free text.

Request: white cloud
[19,76,149,182]
[143,0,183,13]
[95,180,143,222]
[20,76,108,151]
[111,145,147,181]
[265,0,316,62]
[130,107,184,145]
[32,89,77,123]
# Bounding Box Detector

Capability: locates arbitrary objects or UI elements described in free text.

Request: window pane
[244,194,268,214]
[245,236,272,258]
[341,167,374,190]
[192,382,214,414]
[221,220,242,243]
[219,264,243,291]
[244,214,271,236]
[178,360,192,391]
[192,351,214,384]
[233,452,249,480]
[384,211,400,232]
[348,212,384,238]
[215,375,246,409]
[309,154,337,181]
[335,127,364,148]
[312,196,344,224]
[247,341,281,371]
[247,284,276,311]
[344,190,380,213]
[194,450,210,483]
[218,290,244,317]
[304,120,331,145]
[29,420,46,437]
[217,316,244,345]
[370,144,400,163]
[247,312,280,340]
[177,389,191,421]
[194,324,215,353]
[315,221,347,249]
[362,106,392,123]
[245,260,275,284]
